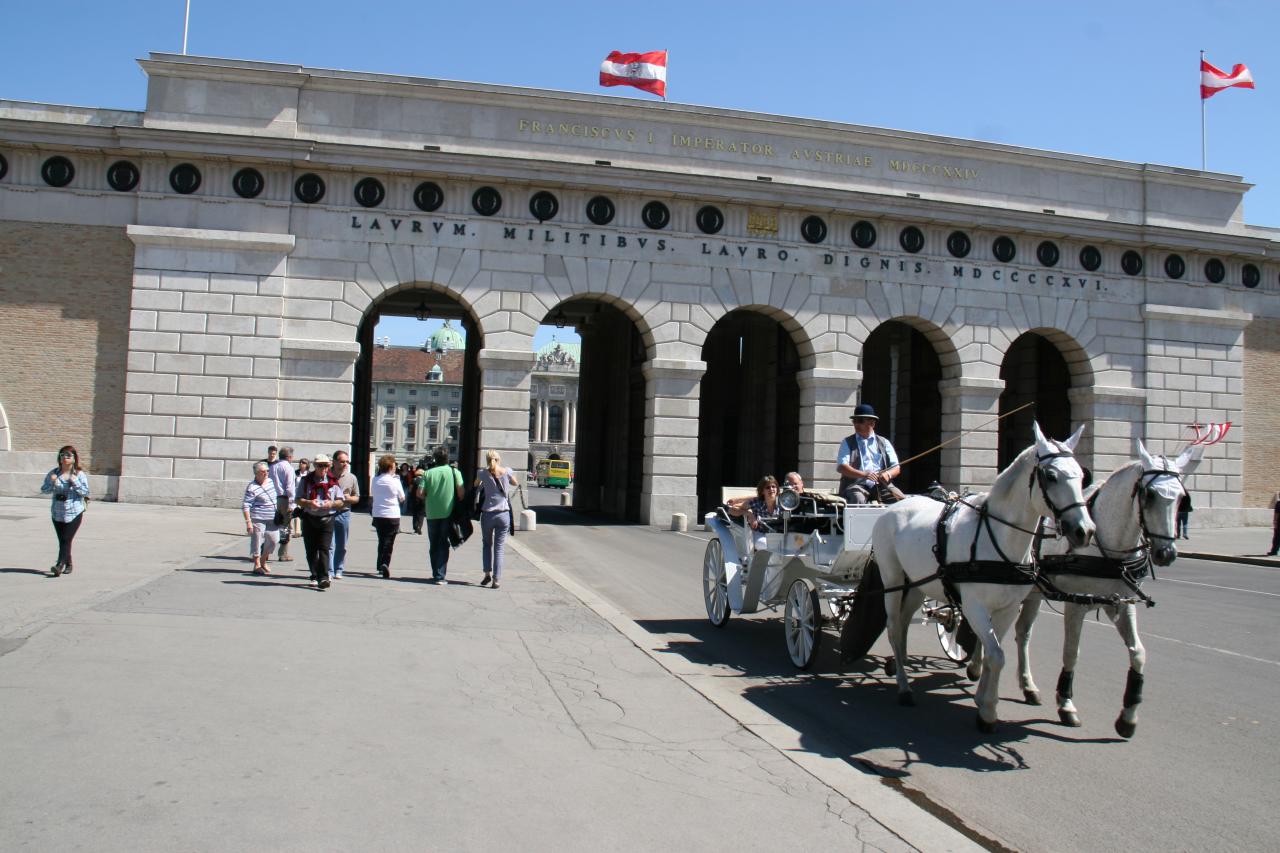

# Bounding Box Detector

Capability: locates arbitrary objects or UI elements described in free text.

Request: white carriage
[702,489,974,670]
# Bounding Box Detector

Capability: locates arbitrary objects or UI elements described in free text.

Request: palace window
[549,404,564,442]
[407,404,417,417]
[406,423,416,439]
[383,422,394,439]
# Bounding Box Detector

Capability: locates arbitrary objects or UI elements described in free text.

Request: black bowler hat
[850,403,879,421]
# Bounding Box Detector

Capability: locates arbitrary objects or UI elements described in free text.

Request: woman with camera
[40,445,90,577]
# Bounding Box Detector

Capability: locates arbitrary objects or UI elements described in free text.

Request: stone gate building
[2,53,1278,525]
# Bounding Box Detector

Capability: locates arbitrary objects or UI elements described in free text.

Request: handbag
[468,483,484,521]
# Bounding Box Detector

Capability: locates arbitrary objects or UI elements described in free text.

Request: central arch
[352,284,482,495]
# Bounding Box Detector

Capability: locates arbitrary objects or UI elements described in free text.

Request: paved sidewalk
[1176,524,1280,566]
[0,497,963,852]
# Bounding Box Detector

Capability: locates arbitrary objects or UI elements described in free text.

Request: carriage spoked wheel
[702,538,731,627]
[925,598,978,663]
[784,578,821,670]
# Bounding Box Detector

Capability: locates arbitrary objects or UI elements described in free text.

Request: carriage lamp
[779,488,801,513]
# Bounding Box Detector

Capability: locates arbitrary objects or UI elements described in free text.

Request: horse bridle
[1132,465,1185,551]
[1029,451,1089,523]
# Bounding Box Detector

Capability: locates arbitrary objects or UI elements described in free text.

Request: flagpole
[182,0,191,55]
[1200,50,1206,171]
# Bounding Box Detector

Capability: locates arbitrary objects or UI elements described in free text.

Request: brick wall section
[1244,319,1280,508]
[0,222,133,474]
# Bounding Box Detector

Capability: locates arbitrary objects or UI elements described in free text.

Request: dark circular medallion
[413,181,444,212]
[1037,240,1060,267]
[851,220,877,249]
[294,172,326,204]
[1121,250,1144,276]
[106,160,140,192]
[800,215,828,244]
[1080,245,1102,272]
[354,177,385,209]
[529,191,559,222]
[169,163,202,195]
[1204,258,1226,284]
[1164,254,1186,280]
[696,205,724,235]
[586,195,615,226]
[946,231,971,258]
[472,186,502,216]
[0,153,8,181]
[41,155,75,188]
[642,200,670,230]
[232,167,265,199]
[899,226,925,254]
[992,236,1017,263]
[1243,263,1261,289]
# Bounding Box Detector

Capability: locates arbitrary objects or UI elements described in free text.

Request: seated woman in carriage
[727,475,782,550]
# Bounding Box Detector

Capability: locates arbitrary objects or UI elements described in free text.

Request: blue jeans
[481,510,510,581]
[426,517,453,580]
[329,510,350,577]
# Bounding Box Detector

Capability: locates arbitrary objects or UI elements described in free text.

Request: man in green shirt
[419,446,464,582]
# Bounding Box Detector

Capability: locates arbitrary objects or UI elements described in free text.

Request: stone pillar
[1068,385,1147,480]
[1142,304,1250,525]
[796,367,862,494]
[640,358,706,525]
[568,401,576,444]
[938,377,1004,492]
[477,349,536,478]
[540,399,549,445]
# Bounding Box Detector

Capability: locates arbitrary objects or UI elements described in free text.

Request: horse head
[1032,423,1095,549]
[1137,440,1195,566]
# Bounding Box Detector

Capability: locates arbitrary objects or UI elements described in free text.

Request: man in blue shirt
[836,403,901,504]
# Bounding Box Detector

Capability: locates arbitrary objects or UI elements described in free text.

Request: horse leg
[1112,603,1146,739]
[966,639,983,682]
[964,599,1006,733]
[1015,593,1042,705]
[880,561,917,705]
[1056,603,1086,727]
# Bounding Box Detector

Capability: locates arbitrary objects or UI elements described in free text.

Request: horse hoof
[898,692,915,707]
[884,657,897,677]
[1114,716,1137,739]
[976,715,998,734]
[1024,690,1042,706]
[964,666,980,682]
[1059,709,1082,727]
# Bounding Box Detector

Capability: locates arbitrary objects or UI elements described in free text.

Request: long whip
[894,401,1036,469]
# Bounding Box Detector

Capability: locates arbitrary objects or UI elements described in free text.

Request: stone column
[477,349,536,477]
[938,376,1004,492]
[1068,385,1147,479]
[796,367,862,493]
[568,402,576,444]
[540,399,549,445]
[1142,304,1250,525]
[641,358,706,524]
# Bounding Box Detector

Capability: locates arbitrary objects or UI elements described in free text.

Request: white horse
[871,423,1095,733]
[994,441,1192,738]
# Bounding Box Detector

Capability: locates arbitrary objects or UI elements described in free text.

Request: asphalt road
[520,487,1279,852]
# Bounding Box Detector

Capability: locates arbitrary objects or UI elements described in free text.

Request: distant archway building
[370,342,465,466]
[1,53,1278,525]
[529,340,579,468]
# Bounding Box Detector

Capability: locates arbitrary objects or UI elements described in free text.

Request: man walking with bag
[420,446,464,583]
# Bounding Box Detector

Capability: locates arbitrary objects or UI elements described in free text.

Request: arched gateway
[1,53,1276,526]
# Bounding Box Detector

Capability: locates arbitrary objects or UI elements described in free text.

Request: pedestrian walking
[251,445,280,560]
[370,454,406,577]
[1177,492,1192,540]
[40,445,90,577]
[411,465,427,534]
[1268,491,1280,557]
[270,447,298,562]
[328,450,360,579]
[296,454,345,590]
[242,461,281,575]
[474,449,518,590]
[420,446,464,583]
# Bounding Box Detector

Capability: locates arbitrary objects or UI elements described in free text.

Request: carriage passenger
[728,475,781,550]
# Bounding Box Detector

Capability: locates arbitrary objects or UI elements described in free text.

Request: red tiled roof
[372,346,465,384]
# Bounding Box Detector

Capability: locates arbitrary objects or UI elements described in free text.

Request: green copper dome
[428,320,465,352]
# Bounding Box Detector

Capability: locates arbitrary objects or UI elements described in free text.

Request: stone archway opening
[696,310,801,514]
[860,320,944,494]
[998,331,1073,468]
[352,286,482,499]
[538,297,646,521]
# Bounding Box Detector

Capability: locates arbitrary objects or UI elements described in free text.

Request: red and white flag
[1201,58,1254,99]
[600,50,667,98]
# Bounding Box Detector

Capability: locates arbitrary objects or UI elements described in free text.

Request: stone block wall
[1243,318,1280,509]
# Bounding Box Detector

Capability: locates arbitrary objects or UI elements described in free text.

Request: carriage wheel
[928,598,978,663]
[702,538,731,627]
[784,579,821,670]
[840,560,888,663]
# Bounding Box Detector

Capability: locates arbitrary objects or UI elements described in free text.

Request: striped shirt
[242,478,280,523]
[41,469,90,523]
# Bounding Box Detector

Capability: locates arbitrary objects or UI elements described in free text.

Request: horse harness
[1033,465,1184,609]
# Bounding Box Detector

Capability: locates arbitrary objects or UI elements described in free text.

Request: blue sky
[3,1,1273,345]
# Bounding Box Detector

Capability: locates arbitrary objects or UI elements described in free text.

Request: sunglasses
[60,453,75,458]
[852,417,875,424]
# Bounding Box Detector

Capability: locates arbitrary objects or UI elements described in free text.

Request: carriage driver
[836,403,902,504]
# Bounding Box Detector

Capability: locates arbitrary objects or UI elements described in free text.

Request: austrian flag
[600,50,667,98]
[1201,58,1254,99]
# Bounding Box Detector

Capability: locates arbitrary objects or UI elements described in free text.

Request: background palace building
[2,53,1278,525]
